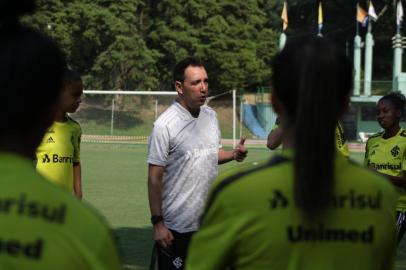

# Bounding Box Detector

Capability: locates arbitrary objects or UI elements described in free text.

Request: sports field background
[80,142,406,270]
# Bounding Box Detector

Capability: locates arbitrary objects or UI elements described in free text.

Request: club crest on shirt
[172,257,183,269]
[391,145,400,157]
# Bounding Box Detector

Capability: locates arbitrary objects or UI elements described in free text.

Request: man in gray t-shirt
[147,57,247,270]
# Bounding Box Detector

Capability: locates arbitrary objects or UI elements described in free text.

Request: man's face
[61,81,83,114]
[175,65,208,112]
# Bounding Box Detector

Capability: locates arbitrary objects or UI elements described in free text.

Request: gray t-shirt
[148,101,221,233]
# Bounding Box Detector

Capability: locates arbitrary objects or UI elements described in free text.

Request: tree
[24,0,160,90]
[147,0,279,93]
[22,0,397,93]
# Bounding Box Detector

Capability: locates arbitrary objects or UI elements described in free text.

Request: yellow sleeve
[187,194,237,270]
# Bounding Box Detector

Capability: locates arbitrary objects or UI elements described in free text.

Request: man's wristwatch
[150,215,163,225]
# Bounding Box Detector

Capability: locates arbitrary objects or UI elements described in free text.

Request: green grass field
[80,142,406,270]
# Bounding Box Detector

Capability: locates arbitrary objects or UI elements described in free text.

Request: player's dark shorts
[150,229,195,270]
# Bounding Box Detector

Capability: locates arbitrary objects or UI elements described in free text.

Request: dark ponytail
[272,36,352,217]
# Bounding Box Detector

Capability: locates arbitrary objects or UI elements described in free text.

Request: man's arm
[148,164,174,248]
[73,162,82,199]
[267,126,283,150]
[73,123,82,199]
[218,138,247,165]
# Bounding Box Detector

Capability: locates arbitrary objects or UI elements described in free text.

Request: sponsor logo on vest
[0,193,66,224]
[330,190,381,209]
[287,225,374,243]
[0,238,43,260]
[268,190,380,244]
[268,189,381,210]
[42,154,72,164]
[53,154,72,163]
[46,136,55,143]
[368,161,401,171]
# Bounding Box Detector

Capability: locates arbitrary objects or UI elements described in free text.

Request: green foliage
[147,0,278,92]
[21,0,397,93]
[23,0,160,91]
[22,0,280,94]
[88,35,161,90]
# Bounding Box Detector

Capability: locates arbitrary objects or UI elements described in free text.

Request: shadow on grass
[114,227,154,270]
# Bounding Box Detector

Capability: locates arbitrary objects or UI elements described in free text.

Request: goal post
[74,90,240,146]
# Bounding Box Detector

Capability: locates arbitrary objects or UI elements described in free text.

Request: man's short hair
[173,57,205,84]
